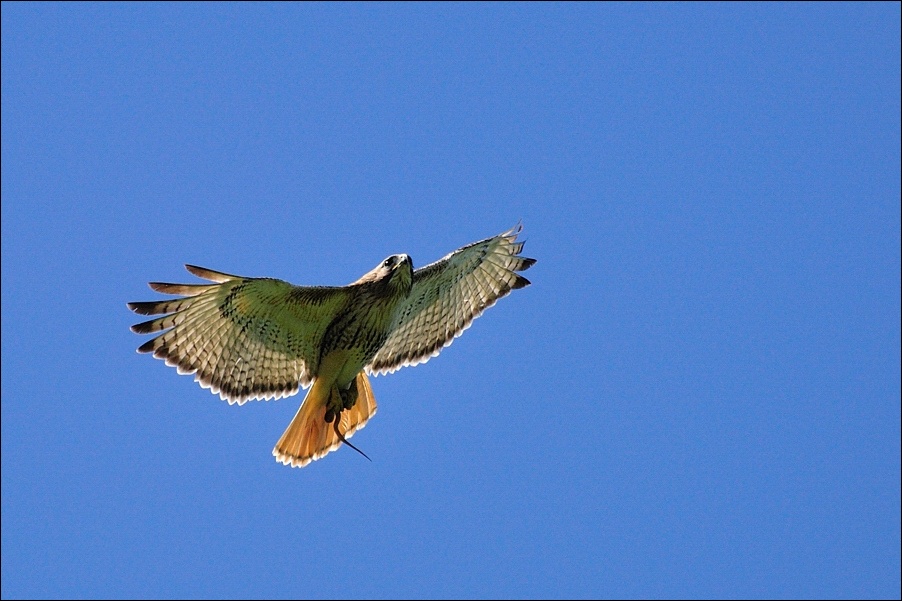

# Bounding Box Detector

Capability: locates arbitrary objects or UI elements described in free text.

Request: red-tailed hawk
[128,225,535,468]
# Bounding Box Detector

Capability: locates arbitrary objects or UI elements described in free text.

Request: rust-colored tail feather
[272,373,377,468]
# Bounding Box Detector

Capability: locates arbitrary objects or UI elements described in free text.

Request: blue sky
[2,3,899,599]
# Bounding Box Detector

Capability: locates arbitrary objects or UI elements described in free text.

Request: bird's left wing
[128,265,350,404]
[366,225,535,376]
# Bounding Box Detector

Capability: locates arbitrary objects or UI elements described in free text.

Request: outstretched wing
[366,225,535,376]
[128,265,349,405]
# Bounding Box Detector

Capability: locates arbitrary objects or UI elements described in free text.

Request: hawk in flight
[128,225,535,468]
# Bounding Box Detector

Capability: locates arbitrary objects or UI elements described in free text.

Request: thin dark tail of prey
[332,419,371,462]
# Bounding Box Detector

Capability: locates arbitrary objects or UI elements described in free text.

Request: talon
[339,379,359,411]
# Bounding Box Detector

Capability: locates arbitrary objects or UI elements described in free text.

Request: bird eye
[383,257,394,268]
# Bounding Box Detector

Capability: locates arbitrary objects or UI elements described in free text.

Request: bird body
[128,226,534,468]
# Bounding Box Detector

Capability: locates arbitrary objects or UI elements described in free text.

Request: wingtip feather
[184,264,239,283]
[511,274,531,289]
[136,338,157,353]
[149,282,217,295]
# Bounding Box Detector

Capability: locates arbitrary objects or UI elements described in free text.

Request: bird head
[352,253,413,295]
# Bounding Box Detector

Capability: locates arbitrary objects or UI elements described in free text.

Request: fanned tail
[272,373,377,468]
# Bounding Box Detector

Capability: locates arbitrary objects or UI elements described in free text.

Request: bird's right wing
[367,225,535,376]
[128,265,350,405]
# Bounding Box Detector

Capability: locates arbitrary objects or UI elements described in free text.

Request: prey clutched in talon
[323,385,370,461]
[325,384,356,423]
[339,378,358,410]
